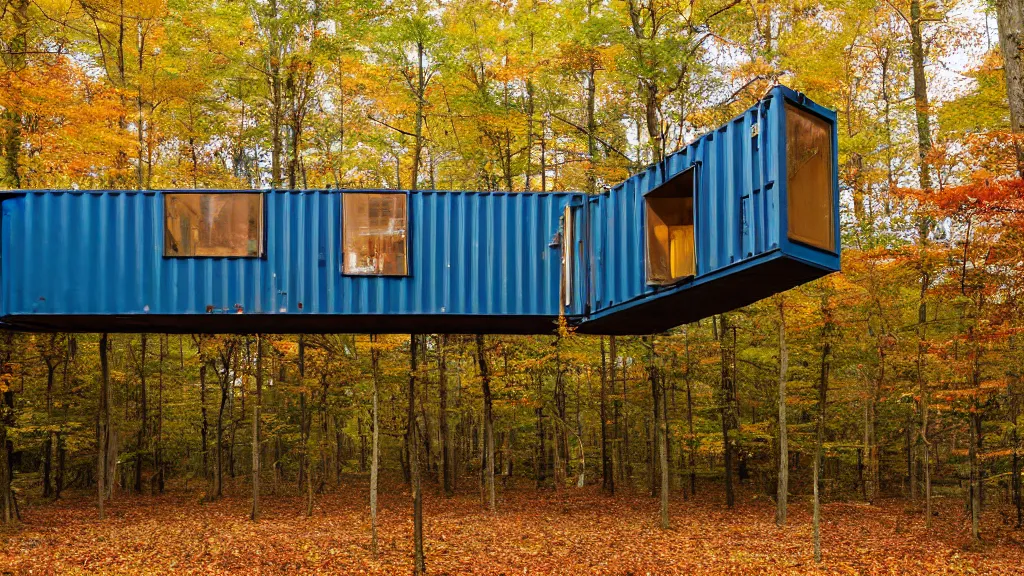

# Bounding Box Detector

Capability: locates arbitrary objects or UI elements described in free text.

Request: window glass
[646,168,695,284]
[786,103,835,252]
[563,206,572,307]
[343,193,408,275]
[164,193,263,257]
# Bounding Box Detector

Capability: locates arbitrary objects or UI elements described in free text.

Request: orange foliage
[3,484,1024,575]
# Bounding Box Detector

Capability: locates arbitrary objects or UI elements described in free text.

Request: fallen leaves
[1,480,1023,575]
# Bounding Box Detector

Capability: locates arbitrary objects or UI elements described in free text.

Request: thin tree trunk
[776,296,789,526]
[685,329,696,498]
[920,300,932,528]
[1,333,16,523]
[98,333,110,520]
[251,335,262,521]
[477,335,495,512]
[411,39,426,191]
[42,361,55,498]
[910,0,933,191]
[970,410,981,540]
[156,335,164,493]
[370,335,381,557]
[586,66,598,193]
[720,314,735,508]
[409,336,426,574]
[996,0,1024,177]
[653,347,669,529]
[198,337,209,480]
[601,337,613,494]
[268,0,283,188]
[813,305,833,563]
[439,335,452,496]
[619,336,632,485]
[136,334,147,493]
[1,0,27,189]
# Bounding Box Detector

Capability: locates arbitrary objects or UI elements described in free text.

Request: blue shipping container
[0,86,840,335]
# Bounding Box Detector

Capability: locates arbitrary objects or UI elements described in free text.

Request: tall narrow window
[646,167,696,284]
[343,192,408,275]
[164,193,263,257]
[786,103,835,252]
[562,206,573,308]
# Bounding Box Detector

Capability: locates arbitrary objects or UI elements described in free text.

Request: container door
[561,201,588,318]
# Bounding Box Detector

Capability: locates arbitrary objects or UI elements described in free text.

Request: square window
[785,103,835,252]
[164,193,263,257]
[343,192,408,275]
[646,167,696,284]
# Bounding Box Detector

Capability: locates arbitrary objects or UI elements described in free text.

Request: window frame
[162,191,265,259]
[340,191,411,277]
[643,165,698,286]
[783,101,837,254]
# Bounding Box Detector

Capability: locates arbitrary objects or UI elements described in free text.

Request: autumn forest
[2,0,1024,574]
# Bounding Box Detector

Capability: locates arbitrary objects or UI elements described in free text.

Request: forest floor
[2,478,1023,575]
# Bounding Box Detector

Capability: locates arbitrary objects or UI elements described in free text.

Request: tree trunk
[619,337,632,485]
[586,66,598,193]
[644,82,662,162]
[776,296,789,526]
[477,335,495,512]
[535,372,546,487]
[411,39,426,191]
[409,336,426,574]
[136,334,147,494]
[919,312,932,527]
[649,341,659,500]
[601,337,613,494]
[215,348,230,500]
[370,335,381,557]
[910,0,933,192]
[970,411,981,540]
[1,333,15,523]
[1,0,27,189]
[268,0,283,188]
[720,315,735,508]
[439,335,452,496]
[156,335,164,493]
[198,337,209,480]
[996,0,1024,177]
[98,333,110,520]
[813,311,832,563]
[43,361,55,498]
[685,329,696,498]
[653,353,669,529]
[251,335,262,521]
[1012,385,1022,528]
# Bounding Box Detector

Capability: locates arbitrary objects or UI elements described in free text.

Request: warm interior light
[164,193,263,257]
[343,192,408,275]
[646,168,696,284]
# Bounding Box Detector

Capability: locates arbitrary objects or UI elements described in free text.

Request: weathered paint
[0,86,839,335]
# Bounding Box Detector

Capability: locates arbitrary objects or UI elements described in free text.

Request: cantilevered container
[578,85,840,334]
[0,86,838,335]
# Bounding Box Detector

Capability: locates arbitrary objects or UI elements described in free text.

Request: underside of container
[0,313,564,335]
[576,251,830,335]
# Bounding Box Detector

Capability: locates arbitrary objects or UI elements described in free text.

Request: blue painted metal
[0,85,839,335]
[579,85,839,333]
[1,190,575,332]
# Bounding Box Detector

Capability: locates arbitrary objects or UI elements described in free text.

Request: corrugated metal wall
[0,86,839,334]
[588,90,785,312]
[1,189,576,319]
